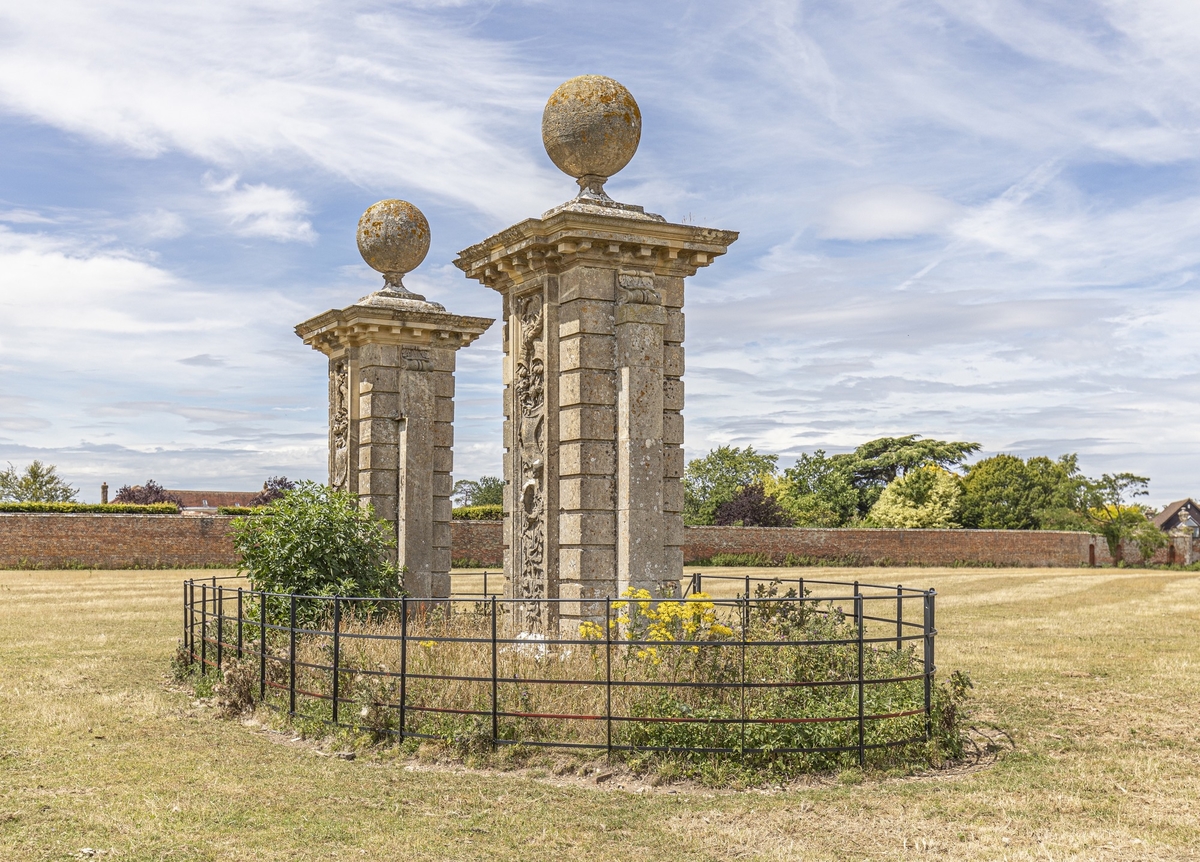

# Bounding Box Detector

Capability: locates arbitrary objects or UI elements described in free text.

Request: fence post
[605,597,613,757]
[740,591,748,759]
[895,585,903,652]
[695,571,702,596]
[259,590,267,702]
[490,596,498,749]
[399,596,408,741]
[216,587,224,672]
[288,594,297,717]
[332,597,341,725]
[856,592,865,767]
[200,583,208,675]
[183,582,189,661]
[237,588,244,660]
[923,590,933,743]
[483,570,488,597]
[189,580,196,665]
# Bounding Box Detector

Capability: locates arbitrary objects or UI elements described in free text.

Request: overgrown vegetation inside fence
[181,578,970,785]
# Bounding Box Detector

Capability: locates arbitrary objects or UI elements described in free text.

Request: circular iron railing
[182,573,937,766]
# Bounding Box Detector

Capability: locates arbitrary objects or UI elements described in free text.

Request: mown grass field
[1,566,1198,861]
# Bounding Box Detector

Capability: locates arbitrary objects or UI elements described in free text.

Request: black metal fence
[182,573,937,766]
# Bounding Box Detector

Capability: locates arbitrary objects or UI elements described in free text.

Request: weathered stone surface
[559,440,617,476]
[456,206,736,626]
[560,476,617,510]
[297,201,493,598]
[559,369,618,407]
[542,75,640,182]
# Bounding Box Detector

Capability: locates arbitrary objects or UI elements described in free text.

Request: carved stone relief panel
[402,347,434,372]
[331,360,350,491]
[617,269,661,305]
[513,291,546,633]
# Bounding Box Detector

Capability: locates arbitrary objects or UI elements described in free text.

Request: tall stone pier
[455,76,736,631]
[298,200,493,597]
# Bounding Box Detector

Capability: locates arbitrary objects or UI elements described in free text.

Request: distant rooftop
[168,490,259,509]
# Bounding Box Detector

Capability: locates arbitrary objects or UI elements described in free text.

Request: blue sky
[1,0,1197,506]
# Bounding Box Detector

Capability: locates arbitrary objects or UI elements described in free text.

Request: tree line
[683,436,1171,562]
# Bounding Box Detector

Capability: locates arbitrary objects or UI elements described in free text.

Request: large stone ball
[356,199,430,276]
[542,75,641,180]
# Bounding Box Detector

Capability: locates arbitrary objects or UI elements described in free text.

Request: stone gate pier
[297,200,493,597]
[455,75,737,631]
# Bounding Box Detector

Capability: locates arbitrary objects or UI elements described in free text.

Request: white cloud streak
[0,0,1197,504]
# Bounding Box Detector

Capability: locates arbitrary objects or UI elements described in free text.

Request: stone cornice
[454,209,739,292]
[295,303,494,356]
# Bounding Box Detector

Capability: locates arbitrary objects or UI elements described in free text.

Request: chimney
[101,482,109,504]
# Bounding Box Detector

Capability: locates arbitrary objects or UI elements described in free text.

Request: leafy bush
[0,502,179,514]
[113,480,183,506]
[230,482,401,613]
[0,460,78,503]
[867,466,962,528]
[684,446,779,526]
[689,552,777,567]
[261,582,970,783]
[714,483,794,527]
[452,476,504,507]
[452,504,503,521]
[249,476,296,507]
[451,558,491,569]
[218,506,262,516]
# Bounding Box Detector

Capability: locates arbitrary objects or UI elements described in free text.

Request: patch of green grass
[1,567,1199,860]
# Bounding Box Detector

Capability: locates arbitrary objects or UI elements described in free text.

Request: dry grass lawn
[1,565,1198,861]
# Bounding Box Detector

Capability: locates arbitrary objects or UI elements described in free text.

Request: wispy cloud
[204,174,316,243]
[0,1,1197,503]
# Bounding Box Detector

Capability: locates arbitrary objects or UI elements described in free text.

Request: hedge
[452,504,503,521]
[0,502,181,514]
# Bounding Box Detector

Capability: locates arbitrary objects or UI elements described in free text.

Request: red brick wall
[0,513,237,569]
[449,520,504,568]
[684,526,1094,566]
[2,514,1194,570]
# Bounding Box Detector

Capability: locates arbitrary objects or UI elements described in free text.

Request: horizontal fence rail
[183,574,937,766]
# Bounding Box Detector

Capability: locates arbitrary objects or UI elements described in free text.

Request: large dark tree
[452,475,504,507]
[960,454,1083,529]
[714,483,794,527]
[683,446,779,526]
[778,450,859,526]
[249,476,296,507]
[834,436,980,517]
[113,480,183,506]
[0,461,78,503]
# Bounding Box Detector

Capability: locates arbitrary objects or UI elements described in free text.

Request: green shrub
[218,506,262,516]
[0,502,180,514]
[452,504,503,521]
[687,552,777,567]
[451,558,491,569]
[264,580,971,783]
[230,482,401,622]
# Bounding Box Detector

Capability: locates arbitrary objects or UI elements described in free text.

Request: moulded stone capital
[296,303,493,357]
[454,210,738,294]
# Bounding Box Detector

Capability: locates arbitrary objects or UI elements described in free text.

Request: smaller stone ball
[357,200,430,277]
[542,75,641,180]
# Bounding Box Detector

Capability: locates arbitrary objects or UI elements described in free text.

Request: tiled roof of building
[1153,498,1199,530]
[168,490,259,508]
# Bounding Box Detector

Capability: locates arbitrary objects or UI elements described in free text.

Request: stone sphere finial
[357,199,431,293]
[542,75,641,201]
